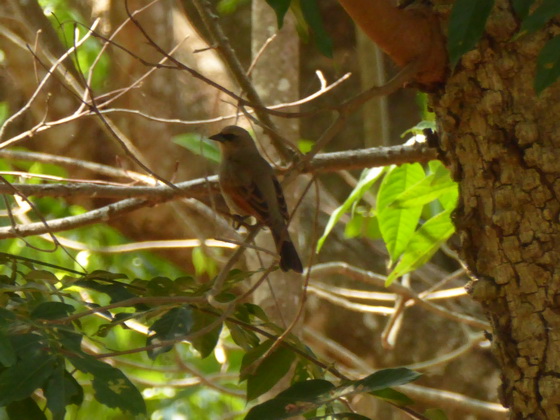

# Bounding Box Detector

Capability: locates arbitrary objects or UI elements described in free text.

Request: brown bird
[209,126,303,273]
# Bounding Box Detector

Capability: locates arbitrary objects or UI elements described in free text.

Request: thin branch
[190,0,292,158]
[398,384,508,418]
[0,19,99,143]
[307,285,395,315]
[308,262,489,330]
[0,141,437,198]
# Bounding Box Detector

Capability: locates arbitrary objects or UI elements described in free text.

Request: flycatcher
[209,126,303,273]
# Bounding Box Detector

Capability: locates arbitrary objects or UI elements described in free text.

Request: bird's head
[208,126,258,157]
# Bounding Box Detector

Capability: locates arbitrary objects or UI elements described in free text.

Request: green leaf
[401,120,436,138]
[518,0,560,37]
[386,209,455,286]
[447,0,494,68]
[390,163,458,209]
[69,354,146,415]
[31,302,75,320]
[265,0,292,28]
[512,0,534,19]
[44,367,84,420]
[535,35,560,94]
[6,398,47,420]
[428,161,458,211]
[245,379,335,420]
[0,356,57,405]
[9,333,45,361]
[370,387,414,406]
[147,306,194,359]
[318,167,385,252]
[377,164,425,262]
[76,274,136,304]
[297,139,314,154]
[241,339,296,401]
[192,247,218,278]
[24,269,59,284]
[345,213,381,240]
[173,133,221,163]
[0,331,16,367]
[323,414,371,420]
[300,0,333,58]
[353,368,421,391]
[227,321,260,350]
[245,369,420,419]
[425,408,449,420]
[344,213,364,239]
[0,102,9,127]
[146,276,175,296]
[189,309,223,358]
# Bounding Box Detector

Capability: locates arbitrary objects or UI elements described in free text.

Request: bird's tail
[272,228,303,273]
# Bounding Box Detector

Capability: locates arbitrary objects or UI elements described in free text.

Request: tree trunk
[431,4,560,419]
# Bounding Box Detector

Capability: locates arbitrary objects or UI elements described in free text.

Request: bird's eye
[221,133,236,141]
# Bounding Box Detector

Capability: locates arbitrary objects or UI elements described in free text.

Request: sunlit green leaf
[401,120,436,138]
[318,167,385,252]
[377,164,425,263]
[298,139,314,153]
[390,163,458,209]
[173,133,221,163]
[447,0,494,68]
[386,209,454,286]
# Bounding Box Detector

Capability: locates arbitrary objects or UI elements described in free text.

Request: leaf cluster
[319,159,457,286]
[0,253,429,419]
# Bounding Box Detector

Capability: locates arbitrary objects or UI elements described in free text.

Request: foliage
[174,133,221,164]
[319,159,457,286]
[0,252,424,419]
[447,0,494,69]
[246,368,421,419]
[39,0,110,90]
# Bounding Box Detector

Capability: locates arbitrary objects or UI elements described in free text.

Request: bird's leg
[231,214,253,230]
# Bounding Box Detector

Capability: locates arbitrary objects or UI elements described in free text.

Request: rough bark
[431,3,560,418]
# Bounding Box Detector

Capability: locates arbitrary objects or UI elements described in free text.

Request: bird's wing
[272,176,289,222]
[222,181,269,224]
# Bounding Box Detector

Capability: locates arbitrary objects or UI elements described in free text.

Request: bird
[208,125,303,273]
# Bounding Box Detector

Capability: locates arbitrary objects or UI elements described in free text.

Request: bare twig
[307,262,489,329]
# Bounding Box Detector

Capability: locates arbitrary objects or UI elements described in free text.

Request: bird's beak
[208,133,224,142]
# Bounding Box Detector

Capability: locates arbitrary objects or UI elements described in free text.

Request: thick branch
[0,141,436,197]
[337,0,447,88]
